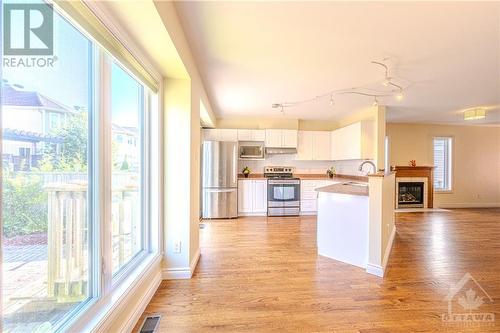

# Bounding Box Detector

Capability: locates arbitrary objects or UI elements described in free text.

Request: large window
[2,4,94,331]
[111,62,145,275]
[1,1,158,331]
[433,137,453,191]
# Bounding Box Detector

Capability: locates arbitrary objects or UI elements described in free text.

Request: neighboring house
[1,81,75,170]
[112,124,140,172]
[1,80,140,172]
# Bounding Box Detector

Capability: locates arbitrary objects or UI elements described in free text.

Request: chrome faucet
[358,160,376,174]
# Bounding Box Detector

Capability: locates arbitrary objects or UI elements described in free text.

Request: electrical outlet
[173,241,181,254]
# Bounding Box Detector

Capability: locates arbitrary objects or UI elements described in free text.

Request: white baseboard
[122,271,162,333]
[299,212,317,216]
[162,248,201,280]
[366,227,396,278]
[437,202,500,208]
[366,263,384,277]
[238,212,267,217]
[382,227,396,270]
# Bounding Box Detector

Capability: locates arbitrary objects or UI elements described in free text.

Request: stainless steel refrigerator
[202,141,238,219]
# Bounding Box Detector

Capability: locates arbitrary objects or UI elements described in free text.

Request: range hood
[265,147,297,155]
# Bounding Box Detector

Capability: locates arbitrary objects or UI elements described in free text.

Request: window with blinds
[433,137,452,191]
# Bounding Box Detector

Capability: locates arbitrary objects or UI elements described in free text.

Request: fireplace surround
[393,166,435,209]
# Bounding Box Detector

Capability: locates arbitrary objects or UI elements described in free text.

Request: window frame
[108,60,150,285]
[1,1,162,331]
[433,136,453,192]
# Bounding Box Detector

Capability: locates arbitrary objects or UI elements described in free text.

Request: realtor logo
[442,272,495,326]
[3,3,54,55]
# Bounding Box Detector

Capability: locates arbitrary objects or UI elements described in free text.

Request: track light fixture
[272,59,410,112]
[396,89,404,101]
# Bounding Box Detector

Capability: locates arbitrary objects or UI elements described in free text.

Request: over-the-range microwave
[239,141,265,159]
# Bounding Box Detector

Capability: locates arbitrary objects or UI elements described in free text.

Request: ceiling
[174,1,500,125]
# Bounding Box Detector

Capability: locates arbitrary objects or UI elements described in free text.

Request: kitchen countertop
[237,174,368,181]
[315,181,369,196]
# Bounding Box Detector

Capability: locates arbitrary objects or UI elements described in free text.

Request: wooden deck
[134,209,500,332]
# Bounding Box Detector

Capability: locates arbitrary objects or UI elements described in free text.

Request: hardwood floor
[134,209,500,332]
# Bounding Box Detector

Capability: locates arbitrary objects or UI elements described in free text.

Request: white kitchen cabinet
[300,179,336,214]
[202,129,238,141]
[238,180,253,213]
[238,179,268,215]
[265,129,298,148]
[202,129,219,141]
[265,129,282,147]
[218,129,238,141]
[330,121,374,160]
[296,131,331,160]
[252,130,266,142]
[238,129,266,142]
[296,131,314,160]
[252,180,268,213]
[282,129,298,148]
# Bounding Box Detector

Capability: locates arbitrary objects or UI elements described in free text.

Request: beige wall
[368,172,396,276]
[387,123,500,207]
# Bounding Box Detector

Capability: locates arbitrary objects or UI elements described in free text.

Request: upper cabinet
[202,129,238,142]
[237,129,266,142]
[330,121,375,160]
[297,131,331,160]
[282,129,298,148]
[265,129,298,148]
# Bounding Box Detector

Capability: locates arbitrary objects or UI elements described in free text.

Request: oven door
[267,179,300,207]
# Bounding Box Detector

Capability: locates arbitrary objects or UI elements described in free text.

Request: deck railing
[45,179,139,302]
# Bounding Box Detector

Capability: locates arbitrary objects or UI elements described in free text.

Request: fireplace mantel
[393,166,435,208]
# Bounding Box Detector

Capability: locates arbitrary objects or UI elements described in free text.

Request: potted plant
[326,166,336,179]
[242,166,251,178]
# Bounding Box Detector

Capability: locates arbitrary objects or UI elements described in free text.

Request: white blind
[433,137,452,190]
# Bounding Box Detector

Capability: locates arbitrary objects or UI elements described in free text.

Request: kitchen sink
[342,181,368,187]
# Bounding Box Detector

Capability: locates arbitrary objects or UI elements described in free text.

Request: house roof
[112,124,139,136]
[3,128,64,143]
[1,82,76,113]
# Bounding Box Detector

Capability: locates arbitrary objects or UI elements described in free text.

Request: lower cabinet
[300,180,336,214]
[238,179,267,215]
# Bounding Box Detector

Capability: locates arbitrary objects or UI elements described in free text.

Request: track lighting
[396,89,404,101]
[272,59,410,111]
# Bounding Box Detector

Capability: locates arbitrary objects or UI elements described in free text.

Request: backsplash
[238,155,372,177]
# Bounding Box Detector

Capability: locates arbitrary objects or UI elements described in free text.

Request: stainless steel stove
[264,166,300,216]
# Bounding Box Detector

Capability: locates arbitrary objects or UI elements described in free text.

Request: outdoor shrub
[3,173,48,237]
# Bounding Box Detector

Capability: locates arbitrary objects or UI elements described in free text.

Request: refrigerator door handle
[233,144,237,184]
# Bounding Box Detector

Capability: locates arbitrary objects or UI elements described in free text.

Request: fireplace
[393,166,434,209]
[398,182,424,208]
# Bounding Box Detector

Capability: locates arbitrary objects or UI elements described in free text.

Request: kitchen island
[316,181,369,269]
[315,172,396,277]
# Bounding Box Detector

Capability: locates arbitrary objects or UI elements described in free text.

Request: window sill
[66,252,162,333]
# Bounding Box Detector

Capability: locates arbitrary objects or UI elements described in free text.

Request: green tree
[41,112,88,171]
